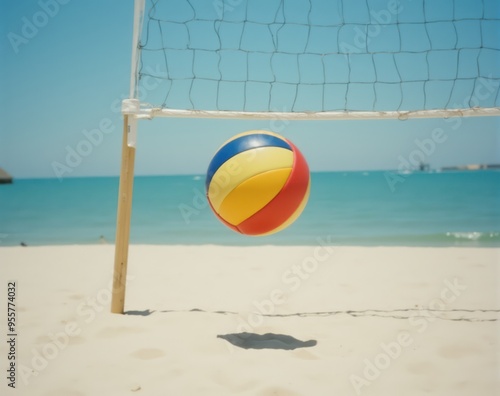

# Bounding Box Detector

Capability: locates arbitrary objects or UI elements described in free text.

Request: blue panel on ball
[205,134,292,190]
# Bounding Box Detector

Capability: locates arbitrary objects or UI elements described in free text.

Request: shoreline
[1,241,499,248]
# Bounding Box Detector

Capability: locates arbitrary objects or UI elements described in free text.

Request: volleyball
[206,130,310,236]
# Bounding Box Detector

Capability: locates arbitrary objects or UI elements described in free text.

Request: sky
[0,0,499,179]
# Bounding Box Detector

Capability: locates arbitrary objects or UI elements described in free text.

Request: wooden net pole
[111,114,136,313]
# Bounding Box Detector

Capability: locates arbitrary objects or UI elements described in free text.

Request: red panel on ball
[236,141,309,235]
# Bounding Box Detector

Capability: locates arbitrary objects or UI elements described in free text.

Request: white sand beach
[0,245,499,395]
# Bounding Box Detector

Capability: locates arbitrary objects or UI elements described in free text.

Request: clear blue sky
[1,0,499,179]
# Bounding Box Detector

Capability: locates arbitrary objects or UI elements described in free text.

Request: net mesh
[136,0,500,115]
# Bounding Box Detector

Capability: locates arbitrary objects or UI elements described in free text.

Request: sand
[0,245,498,395]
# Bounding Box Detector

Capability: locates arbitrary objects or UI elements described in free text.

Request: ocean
[0,170,499,247]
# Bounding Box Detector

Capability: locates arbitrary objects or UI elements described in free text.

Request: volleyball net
[111,0,500,313]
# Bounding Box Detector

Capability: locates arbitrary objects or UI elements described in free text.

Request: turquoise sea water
[0,170,499,247]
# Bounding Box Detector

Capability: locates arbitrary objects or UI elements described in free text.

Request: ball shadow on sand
[217,332,317,350]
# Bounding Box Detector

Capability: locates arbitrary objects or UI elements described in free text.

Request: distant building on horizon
[441,164,500,171]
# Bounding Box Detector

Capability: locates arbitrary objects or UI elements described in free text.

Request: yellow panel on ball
[208,146,294,212]
[217,168,292,226]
